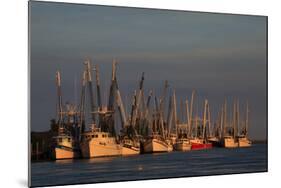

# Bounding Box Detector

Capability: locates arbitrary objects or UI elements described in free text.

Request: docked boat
[189,100,213,150]
[51,134,80,160]
[237,102,252,147]
[174,138,191,151]
[166,139,174,152]
[190,138,212,150]
[208,136,221,147]
[222,136,238,148]
[80,126,121,158]
[237,136,252,147]
[166,133,176,152]
[51,71,80,160]
[121,137,140,155]
[143,133,169,153]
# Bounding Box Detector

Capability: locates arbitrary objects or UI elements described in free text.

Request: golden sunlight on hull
[81,140,121,158]
[53,147,78,160]
[223,137,238,148]
[143,138,168,153]
[121,146,140,155]
[174,140,191,151]
[238,137,252,147]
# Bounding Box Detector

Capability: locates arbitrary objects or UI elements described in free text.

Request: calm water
[31,144,267,187]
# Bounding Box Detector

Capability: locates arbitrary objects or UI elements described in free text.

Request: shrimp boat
[80,126,121,158]
[51,133,80,160]
[219,98,240,148]
[166,133,176,152]
[190,99,213,150]
[119,128,141,155]
[79,61,123,158]
[143,96,170,153]
[121,136,140,155]
[237,102,252,147]
[237,136,252,147]
[190,138,212,150]
[174,132,191,151]
[51,71,80,160]
[51,113,81,160]
[207,136,221,147]
[143,133,169,153]
[222,136,238,148]
[174,138,191,151]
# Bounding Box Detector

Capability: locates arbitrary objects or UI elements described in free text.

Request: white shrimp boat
[80,127,121,158]
[143,133,169,153]
[174,138,191,151]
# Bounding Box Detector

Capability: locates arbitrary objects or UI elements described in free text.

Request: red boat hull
[191,142,213,150]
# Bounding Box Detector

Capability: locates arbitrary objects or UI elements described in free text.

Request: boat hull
[143,138,168,153]
[190,139,212,150]
[81,139,121,158]
[175,142,191,151]
[52,146,79,160]
[223,137,238,148]
[121,145,140,155]
[238,137,252,147]
[208,137,221,147]
[167,144,173,152]
[191,142,212,150]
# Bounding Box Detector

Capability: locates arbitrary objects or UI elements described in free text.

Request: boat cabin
[52,135,73,148]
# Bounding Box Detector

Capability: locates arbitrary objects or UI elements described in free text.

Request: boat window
[58,138,62,143]
[68,138,71,142]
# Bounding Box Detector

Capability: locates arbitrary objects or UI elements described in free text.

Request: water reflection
[32,144,267,187]
[55,159,75,164]
[87,156,117,163]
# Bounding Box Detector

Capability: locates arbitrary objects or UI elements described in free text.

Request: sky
[30,1,267,140]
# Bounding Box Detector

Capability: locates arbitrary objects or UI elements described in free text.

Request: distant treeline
[30,119,59,161]
[252,140,267,144]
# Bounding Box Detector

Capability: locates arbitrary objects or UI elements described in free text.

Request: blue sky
[30,1,267,140]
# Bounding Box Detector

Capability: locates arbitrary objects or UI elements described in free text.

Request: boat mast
[159,80,169,137]
[94,65,102,111]
[55,71,63,132]
[172,90,178,137]
[142,90,152,136]
[160,80,169,121]
[220,105,224,139]
[144,90,153,120]
[195,100,199,138]
[223,98,227,137]
[202,99,208,141]
[84,59,96,125]
[180,99,183,123]
[189,90,195,138]
[185,99,190,137]
[79,71,87,136]
[114,66,128,128]
[207,101,212,138]
[159,98,165,138]
[166,95,173,138]
[233,98,236,138]
[108,60,117,112]
[237,99,240,137]
[153,95,159,133]
[130,90,137,127]
[131,72,145,127]
[246,101,249,137]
